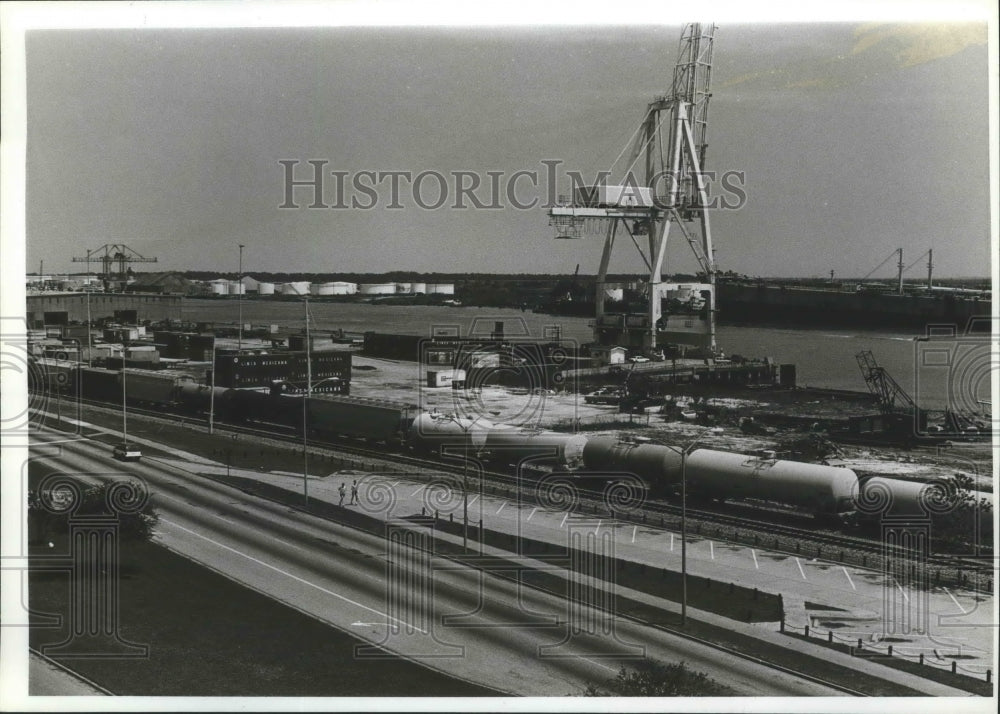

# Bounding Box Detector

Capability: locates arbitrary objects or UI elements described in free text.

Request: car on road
[113,443,142,461]
[628,355,650,363]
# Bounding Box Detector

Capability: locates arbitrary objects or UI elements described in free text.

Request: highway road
[27,430,849,696]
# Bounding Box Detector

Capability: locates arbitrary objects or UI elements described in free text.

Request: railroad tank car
[581,436,682,487]
[407,412,495,457]
[483,428,588,469]
[857,476,993,518]
[683,450,858,515]
[307,395,417,444]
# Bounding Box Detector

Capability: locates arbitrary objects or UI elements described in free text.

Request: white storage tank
[395,282,412,294]
[257,282,275,295]
[412,282,427,294]
[210,281,229,296]
[427,283,455,295]
[330,281,357,295]
[359,283,397,295]
[311,282,337,296]
[228,281,246,296]
[281,281,311,296]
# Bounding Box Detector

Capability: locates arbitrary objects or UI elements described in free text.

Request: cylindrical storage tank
[210,282,228,296]
[685,450,858,515]
[281,281,310,296]
[311,282,336,296]
[395,282,412,294]
[411,282,427,294]
[359,283,396,295]
[228,281,246,296]
[408,412,493,455]
[484,428,588,469]
[427,283,455,295]
[257,282,275,295]
[330,282,357,295]
[582,436,682,487]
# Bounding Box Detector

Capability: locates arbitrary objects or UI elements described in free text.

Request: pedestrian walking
[350,479,359,505]
[338,482,346,506]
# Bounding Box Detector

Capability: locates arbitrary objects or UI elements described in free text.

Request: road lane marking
[795,557,807,580]
[560,513,568,528]
[670,534,674,551]
[468,495,479,508]
[594,520,602,535]
[751,549,759,569]
[893,578,909,603]
[631,526,637,544]
[527,507,537,522]
[410,485,426,497]
[944,587,967,614]
[709,541,714,560]
[496,501,506,515]
[580,657,616,673]
[842,567,856,591]
[161,518,427,633]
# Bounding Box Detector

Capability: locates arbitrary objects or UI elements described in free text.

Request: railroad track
[53,396,993,591]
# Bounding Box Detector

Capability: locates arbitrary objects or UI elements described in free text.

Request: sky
[15,6,995,279]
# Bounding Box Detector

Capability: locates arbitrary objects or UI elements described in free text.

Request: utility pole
[897,247,904,295]
[927,248,933,290]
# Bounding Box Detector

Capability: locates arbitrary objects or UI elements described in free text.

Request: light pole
[237,243,245,351]
[663,436,705,626]
[302,297,311,504]
[208,337,216,435]
[444,413,483,553]
[85,249,93,367]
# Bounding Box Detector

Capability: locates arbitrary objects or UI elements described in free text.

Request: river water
[177,299,974,410]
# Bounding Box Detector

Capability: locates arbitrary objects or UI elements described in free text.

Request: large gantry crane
[548,23,718,359]
[72,243,157,287]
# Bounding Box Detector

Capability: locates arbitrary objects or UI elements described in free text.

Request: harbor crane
[549,23,718,357]
[72,244,157,284]
[856,350,986,438]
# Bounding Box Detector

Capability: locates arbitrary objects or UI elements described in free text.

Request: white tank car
[408,412,494,458]
[484,428,587,469]
[682,450,859,516]
[857,477,993,519]
[581,436,682,486]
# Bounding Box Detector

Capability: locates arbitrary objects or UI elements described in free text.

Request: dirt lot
[350,355,994,493]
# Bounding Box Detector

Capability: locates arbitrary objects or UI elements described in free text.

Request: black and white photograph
[1,0,996,710]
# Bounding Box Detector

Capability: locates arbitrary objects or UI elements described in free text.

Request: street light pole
[237,243,245,351]
[681,448,688,626]
[664,436,704,627]
[208,338,216,435]
[302,297,311,504]
[85,249,93,367]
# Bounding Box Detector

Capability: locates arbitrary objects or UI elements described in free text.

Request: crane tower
[548,24,718,357]
[71,244,158,288]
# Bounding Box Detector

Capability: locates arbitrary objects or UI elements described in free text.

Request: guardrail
[780,619,993,684]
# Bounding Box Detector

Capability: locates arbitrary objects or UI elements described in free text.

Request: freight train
[36,362,989,521]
